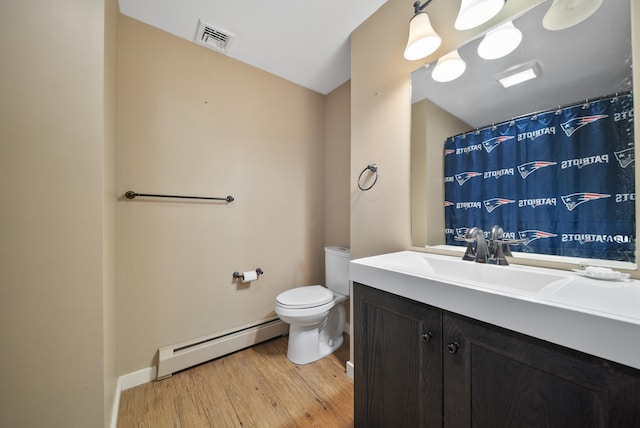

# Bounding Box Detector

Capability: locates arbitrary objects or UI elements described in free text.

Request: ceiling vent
[195,20,235,53]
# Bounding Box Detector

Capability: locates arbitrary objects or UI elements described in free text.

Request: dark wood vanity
[354,282,640,428]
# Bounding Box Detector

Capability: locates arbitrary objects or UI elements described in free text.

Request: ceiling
[411,0,633,128]
[118,0,389,95]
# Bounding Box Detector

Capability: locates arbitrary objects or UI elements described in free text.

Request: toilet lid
[276,285,334,308]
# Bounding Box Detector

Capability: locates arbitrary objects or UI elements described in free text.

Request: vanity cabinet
[354,282,443,427]
[354,282,640,428]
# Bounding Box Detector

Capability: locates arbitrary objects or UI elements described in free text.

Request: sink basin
[373,251,574,295]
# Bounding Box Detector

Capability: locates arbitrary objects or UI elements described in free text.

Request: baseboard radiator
[157,317,288,380]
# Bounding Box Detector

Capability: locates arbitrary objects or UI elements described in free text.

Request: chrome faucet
[460,227,488,263]
[488,225,509,265]
[459,225,524,265]
[487,225,527,265]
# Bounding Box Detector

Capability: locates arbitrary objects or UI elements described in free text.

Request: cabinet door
[354,283,443,428]
[443,312,640,428]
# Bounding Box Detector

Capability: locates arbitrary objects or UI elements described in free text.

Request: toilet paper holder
[233,268,264,280]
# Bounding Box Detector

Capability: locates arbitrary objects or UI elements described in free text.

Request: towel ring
[358,164,378,191]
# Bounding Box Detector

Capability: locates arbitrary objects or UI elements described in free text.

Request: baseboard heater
[157,317,288,380]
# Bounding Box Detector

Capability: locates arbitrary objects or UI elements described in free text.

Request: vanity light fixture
[455,0,506,31]
[543,0,603,31]
[404,0,442,60]
[496,61,541,88]
[431,50,467,82]
[477,21,523,60]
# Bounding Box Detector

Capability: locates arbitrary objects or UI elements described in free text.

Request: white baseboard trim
[121,366,157,390]
[346,360,354,379]
[109,366,157,428]
[109,376,122,428]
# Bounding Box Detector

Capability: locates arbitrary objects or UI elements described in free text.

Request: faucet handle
[473,229,488,263]
[457,227,479,261]
[489,238,527,265]
[454,227,479,242]
[489,225,504,240]
[488,225,501,259]
[495,238,527,246]
[500,238,527,259]
[454,227,478,243]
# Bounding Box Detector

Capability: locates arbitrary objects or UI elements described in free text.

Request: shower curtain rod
[125,191,234,202]
[450,91,632,140]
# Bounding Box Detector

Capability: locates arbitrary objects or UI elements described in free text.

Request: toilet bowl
[275,246,350,365]
[275,286,347,364]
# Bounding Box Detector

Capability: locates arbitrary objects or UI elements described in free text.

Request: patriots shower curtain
[444,93,635,263]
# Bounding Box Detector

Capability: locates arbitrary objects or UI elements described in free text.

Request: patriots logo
[517,161,557,179]
[455,227,470,239]
[455,171,483,186]
[561,192,611,211]
[614,148,635,168]
[482,135,515,153]
[445,149,455,156]
[483,198,515,213]
[560,115,608,137]
[518,230,558,245]
[444,200,454,207]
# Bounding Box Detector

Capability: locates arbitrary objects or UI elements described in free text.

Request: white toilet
[275,246,350,365]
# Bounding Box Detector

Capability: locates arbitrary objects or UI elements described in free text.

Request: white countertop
[350,251,640,370]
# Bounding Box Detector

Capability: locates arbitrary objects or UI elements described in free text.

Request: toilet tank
[324,246,351,296]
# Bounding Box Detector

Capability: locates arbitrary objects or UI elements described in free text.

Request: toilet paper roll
[241,270,258,283]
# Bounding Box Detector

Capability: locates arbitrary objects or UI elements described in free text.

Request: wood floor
[118,336,354,428]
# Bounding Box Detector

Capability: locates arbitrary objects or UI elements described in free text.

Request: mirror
[410,0,635,267]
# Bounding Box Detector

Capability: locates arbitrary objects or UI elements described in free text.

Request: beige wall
[325,80,352,326]
[411,99,470,247]
[0,0,116,427]
[117,16,329,373]
[325,81,351,248]
[350,0,417,261]
[103,0,119,425]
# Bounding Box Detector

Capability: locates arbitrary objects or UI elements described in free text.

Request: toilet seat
[276,285,334,309]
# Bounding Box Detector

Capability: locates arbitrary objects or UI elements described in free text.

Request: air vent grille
[195,20,235,53]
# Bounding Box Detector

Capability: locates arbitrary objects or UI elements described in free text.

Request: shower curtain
[444,93,635,263]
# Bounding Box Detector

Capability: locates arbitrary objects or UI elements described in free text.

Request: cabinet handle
[422,331,434,343]
[447,341,459,354]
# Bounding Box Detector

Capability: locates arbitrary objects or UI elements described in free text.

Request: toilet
[275,246,350,365]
